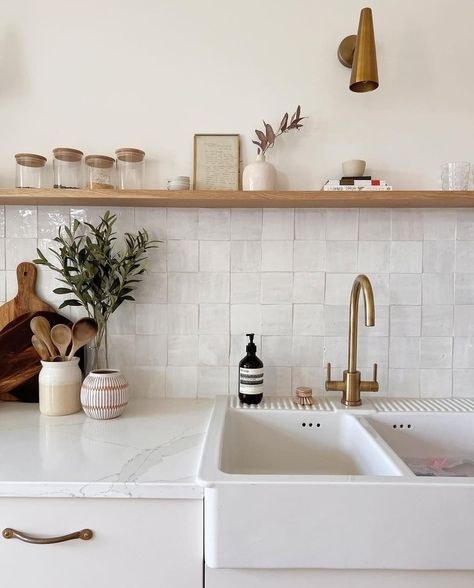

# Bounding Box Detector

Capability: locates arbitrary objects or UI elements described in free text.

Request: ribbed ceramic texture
[230,396,334,411]
[370,397,474,413]
[81,370,129,420]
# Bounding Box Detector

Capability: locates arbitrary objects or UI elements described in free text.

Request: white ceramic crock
[81,369,129,420]
[242,153,276,190]
[39,357,82,416]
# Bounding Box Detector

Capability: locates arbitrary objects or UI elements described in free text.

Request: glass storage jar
[85,155,115,190]
[15,153,47,188]
[115,147,145,189]
[53,147,83,189]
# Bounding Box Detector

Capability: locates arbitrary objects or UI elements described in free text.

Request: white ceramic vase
[39,357,82,416]
[242,153,276,190]
[81,369,129,420]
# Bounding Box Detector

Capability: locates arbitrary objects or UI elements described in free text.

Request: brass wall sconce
[338,7,379,93]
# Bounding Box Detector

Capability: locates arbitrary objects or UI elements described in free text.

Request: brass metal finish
[325,275,379,406]
[337,35,357,68]
[2,527,93,544]
[338,7,379,93]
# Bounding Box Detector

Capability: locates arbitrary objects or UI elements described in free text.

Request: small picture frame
[193,134,240,190]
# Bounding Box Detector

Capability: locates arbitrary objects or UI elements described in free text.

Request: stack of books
[323,176,392,191]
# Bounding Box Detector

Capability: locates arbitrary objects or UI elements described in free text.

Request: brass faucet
[325,274,379,406]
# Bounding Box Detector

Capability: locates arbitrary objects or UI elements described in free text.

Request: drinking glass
[441,162,470,190]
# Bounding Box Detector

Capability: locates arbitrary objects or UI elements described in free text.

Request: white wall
[2,0,474,189]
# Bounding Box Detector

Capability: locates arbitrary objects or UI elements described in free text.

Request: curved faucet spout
[325,274,379,406]
[348,274,375,373]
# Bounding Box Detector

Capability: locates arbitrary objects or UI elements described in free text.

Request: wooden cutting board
[0,311,76,402]
[0,262,55,331]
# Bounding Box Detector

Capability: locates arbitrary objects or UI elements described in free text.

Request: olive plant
[35,211,158,369]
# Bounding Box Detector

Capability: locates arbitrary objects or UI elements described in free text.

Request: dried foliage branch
[252,105,307,155]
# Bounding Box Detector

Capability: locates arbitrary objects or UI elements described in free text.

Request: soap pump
[238,333,264,405]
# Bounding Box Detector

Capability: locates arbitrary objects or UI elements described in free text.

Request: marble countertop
[0,398,213,500]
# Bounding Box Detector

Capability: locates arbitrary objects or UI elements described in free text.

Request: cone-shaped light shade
[350,8,379,93]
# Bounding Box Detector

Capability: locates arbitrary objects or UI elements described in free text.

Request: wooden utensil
[31,335,50,361]
[0,263,55,331]
[68,318,98,360]
[51,324,72,357]
[30,316,57,358]
[0,311,79,402]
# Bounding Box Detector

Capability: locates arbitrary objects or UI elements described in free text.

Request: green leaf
[35,211,158,322]
[58,299,82,309]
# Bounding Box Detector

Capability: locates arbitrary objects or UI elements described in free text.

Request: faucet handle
[326,362,332,381]
[360,363,379,393]
[325,363,345,392]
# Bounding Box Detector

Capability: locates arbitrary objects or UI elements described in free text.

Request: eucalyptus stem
[252,105,307,155]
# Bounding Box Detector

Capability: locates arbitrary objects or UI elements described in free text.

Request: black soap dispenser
[239,333,264,405]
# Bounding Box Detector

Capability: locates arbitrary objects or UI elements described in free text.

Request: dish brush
[294,386,314,406]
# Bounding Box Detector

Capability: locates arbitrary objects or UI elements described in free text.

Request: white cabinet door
[0,498,202,588]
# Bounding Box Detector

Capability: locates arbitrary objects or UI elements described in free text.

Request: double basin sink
[199,396,474,570]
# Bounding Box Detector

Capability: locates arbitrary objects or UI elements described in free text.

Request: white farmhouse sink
[220,408,402,476]
[365,413,474,475]
[199,396,474,570]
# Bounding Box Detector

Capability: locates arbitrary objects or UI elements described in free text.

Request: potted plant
[34,211,158,372]
[243,105,307,190]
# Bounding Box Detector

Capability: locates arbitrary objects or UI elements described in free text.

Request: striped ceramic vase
[81,369,129,420]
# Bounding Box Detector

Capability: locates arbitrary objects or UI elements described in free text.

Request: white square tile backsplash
[2,205,474,399]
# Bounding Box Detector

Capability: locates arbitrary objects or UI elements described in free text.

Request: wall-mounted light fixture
[337,7,379,93]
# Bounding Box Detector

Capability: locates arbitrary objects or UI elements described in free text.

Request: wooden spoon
[68,318,98,360]
[51,324,72,358]
[31,335,50,361]
[30,316,57,358]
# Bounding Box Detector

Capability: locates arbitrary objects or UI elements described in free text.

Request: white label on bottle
[239,367,264,395]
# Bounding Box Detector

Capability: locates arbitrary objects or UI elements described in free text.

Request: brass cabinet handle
[2,527,93,544]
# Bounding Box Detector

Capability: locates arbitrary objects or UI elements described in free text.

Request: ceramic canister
[39,357,82,416]
[80,369,129,420]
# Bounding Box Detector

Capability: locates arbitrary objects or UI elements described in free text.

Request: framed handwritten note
[193,134,240,190]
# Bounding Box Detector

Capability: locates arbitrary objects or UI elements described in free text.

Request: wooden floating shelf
[0,188,473,208]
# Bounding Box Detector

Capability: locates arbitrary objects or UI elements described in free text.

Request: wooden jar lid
[53,147,84,162]
[84,155,115,169]
[115,148,145,163]
[15,153,47,167]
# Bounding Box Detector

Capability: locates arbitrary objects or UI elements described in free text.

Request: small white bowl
[342,159,366,177]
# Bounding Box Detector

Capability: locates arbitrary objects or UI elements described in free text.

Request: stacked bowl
[167,176,191,190]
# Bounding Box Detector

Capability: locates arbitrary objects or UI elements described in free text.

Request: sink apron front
[204,481,474,569]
